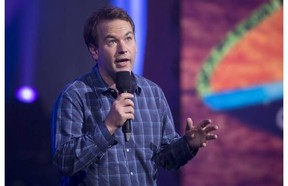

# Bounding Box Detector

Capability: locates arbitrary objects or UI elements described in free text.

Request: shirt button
[130,172,133,176]
[126,149,129,152]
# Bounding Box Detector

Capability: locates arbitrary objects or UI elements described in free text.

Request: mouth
[115,58,130,67]
[115,58,130,63]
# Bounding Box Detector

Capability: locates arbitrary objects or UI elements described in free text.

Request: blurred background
[5,0,283,185]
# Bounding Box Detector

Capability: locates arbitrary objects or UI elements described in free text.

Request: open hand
[185,118,218,149]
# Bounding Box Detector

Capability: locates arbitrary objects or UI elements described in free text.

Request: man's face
[90,19,137,84]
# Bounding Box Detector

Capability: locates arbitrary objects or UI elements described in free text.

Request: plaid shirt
[51,65,197,186]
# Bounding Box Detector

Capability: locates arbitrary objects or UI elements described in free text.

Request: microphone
[115,71,132,142]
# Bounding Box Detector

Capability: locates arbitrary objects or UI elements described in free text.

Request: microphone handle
[122,90,131,142]
[122,120,131,142]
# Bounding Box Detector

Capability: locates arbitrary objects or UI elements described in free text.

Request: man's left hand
[185,118,218,149]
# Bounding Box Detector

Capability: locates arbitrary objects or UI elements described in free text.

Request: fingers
[106,93,135,134]
[123,105,135,120]
[118,93,134,100]
[198,119,211,128]
[204,125,218,133]
[185,118,218,149]
[206,134,218,140]
[203,121,218,142]
[114,93,135,121]
[185,117,194,131]
[123,98,134,107]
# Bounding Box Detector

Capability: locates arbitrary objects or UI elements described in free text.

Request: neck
[98,67,117,89]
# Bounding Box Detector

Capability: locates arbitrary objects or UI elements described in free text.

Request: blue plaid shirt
[51,65,197,186]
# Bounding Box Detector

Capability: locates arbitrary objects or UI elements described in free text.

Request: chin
[115,67,132,72]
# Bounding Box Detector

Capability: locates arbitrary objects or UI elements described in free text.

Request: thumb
[185,117,194,131]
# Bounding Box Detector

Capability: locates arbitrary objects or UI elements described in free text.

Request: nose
[117,41,128,54]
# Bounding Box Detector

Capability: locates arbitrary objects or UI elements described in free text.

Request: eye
[106,39,117,46]
[125,36,133,42]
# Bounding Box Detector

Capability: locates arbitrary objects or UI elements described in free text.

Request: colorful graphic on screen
[197,0,283,111]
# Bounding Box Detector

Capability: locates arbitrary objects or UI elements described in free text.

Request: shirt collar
[92,64,141,96]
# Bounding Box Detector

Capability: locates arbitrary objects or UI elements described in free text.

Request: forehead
[97,19,134,37]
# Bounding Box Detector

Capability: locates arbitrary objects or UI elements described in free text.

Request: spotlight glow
[16,86,38,103]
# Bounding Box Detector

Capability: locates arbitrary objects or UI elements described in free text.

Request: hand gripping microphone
[116,71,132,142]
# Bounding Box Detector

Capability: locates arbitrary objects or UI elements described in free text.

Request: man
[51,5,218,186]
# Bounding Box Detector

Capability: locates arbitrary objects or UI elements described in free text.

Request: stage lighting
[16,86,38,103]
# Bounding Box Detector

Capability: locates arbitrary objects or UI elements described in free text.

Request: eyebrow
[104,31,134,40]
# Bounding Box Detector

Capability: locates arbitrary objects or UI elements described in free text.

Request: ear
[88,44,98,61]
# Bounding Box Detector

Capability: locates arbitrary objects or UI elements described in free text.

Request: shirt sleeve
[153,136,198,170]
[51,91,117,176]
[152,89,198,170]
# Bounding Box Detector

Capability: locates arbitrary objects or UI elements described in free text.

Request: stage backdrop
[180,0,283,185]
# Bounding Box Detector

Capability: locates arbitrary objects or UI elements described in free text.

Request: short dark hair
[83,5,135,48]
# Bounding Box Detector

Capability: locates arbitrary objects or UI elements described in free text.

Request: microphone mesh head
[116,71,131,93]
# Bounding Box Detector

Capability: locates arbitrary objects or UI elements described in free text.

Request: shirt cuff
[183,136,199,157]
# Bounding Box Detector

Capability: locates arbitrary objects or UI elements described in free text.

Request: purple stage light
[16,86,38,103]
